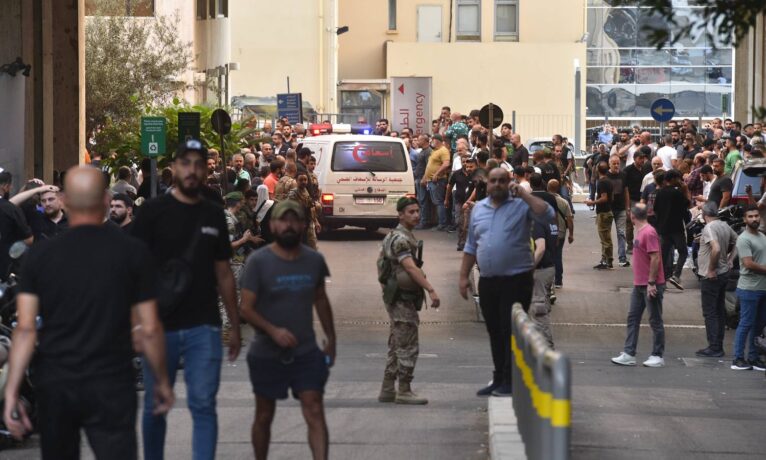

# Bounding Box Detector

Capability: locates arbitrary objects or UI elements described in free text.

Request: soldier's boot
[395,382,428,405]
[378,378,397,403]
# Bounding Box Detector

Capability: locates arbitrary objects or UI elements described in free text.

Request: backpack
[377,249,393,285]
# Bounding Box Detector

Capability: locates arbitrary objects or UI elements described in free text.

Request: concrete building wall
[228,0,326,111]
[735,14,766,122]
[387,42,586,139]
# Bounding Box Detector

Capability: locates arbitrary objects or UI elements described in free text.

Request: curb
[488,396,526,459]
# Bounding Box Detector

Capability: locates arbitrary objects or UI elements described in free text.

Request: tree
[612,0,766,48]
[85,10,193,139]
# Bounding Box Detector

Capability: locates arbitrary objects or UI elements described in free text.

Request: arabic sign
[277,93,303,124]
[332,141,407,172]
[391,77,432,137]
[140,117,166,158]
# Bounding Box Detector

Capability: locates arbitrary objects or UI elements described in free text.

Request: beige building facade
[336,0,587,140]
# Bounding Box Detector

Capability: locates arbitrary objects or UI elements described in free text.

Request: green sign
[178,112,201,142]
[141,116,167,158]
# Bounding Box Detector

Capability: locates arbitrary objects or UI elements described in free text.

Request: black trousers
[36,378,137,460]
[700,272,729,351]
[479,271,534,385]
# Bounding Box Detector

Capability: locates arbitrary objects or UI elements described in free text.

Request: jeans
[624,285,666,357]
[143,324,223,460]
[453,195,466,247]
[478,272,534,385]
[554,238,565,286]
[700,272,729,351]
[415,179,432,227]
[559,184,574,214]
[733,288,766,361]
[596,211,614,263]
[613,209,627,262]
[589,180,597,201]
[427,179,448,228]
[661,231,687,279]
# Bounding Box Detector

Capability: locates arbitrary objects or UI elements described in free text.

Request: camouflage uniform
[380,224,424,384]
[274,176,297,202]
[288,187,319,250]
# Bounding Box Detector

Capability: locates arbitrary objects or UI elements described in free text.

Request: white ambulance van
[299,135,416,232]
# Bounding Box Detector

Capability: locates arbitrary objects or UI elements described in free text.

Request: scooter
[0,242,37,449]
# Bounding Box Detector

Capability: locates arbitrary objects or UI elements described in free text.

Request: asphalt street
[5,203,765,459]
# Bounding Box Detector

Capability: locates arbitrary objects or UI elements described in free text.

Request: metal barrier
[510,303,571,460]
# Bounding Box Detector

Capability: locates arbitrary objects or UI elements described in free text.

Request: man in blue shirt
[459,167,554,396]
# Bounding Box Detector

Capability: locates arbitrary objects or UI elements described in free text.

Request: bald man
[3,166,173,459]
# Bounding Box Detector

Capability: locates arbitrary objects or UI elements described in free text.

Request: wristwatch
[647,281,656,286]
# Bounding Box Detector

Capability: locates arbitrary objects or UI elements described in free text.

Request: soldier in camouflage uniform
[377,197,441,405]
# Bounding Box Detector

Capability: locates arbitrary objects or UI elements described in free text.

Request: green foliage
[611,0,766,49]
[85,12,193,138]
[97,100,259,171]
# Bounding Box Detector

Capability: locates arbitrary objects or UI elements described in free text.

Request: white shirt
[626,144,639,167]
[640,171,656,192]
[656,145,677,170]
[452,155,463,172]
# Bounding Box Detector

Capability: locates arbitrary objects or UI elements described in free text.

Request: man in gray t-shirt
[696,202,738,357]
[732,206,766,371]
[239,200,336,459]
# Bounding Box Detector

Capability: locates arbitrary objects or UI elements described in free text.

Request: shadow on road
[319,227,388,242]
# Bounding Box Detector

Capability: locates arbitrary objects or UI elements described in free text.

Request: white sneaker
[611,352,636,366]
[643,355,665,367]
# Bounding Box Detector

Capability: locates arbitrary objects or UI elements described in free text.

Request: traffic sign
[141,117,166,158]
[479,103,504,129]
[277,93,303,125]
[178,112,201,141]
[650,98,675,123]
[211,109,232,135]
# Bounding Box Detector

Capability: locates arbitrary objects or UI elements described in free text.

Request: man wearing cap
[239,199,336,460]
[696,201,738,357]
[132,139,241,460]
[377,197,441,405]
[421,134,451,231]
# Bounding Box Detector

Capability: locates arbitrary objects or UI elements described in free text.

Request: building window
[196,0,206,19]
[217,0,228,18]
[495,0,518,41]
[388,0,397,30]
[456,0,481,41]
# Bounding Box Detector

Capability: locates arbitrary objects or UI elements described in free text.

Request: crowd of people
[2,108,766,459]
[585,117,766,371]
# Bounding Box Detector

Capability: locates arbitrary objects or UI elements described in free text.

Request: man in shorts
[240,200,336,460]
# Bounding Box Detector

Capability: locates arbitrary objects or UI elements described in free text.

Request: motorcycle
[686,205,744,329]
[0,241,37,448]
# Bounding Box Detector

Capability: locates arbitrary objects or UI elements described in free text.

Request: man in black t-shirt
[707,158,733,209]
[623,152,651,250]
[653,170,691,290]
[3,167,173,458]
[448,158,476,250]
[586,162,615,269]
[531,219,558,348]
[0,172,33,279]
[110,193,134,233]
[132,139,241,460]
[31,188,68,241]
[606,156,630,267]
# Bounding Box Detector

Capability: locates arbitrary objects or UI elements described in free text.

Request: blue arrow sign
[650,98,675,123]
[277,93,303,124]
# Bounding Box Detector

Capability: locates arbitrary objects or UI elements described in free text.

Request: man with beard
[377,197,441,406]
[459,168,553,397]
[110,193,134,233]
[240,200,336,460]
[32,188,68,241]
[288,170,321,250]
[132,139,241,460]
[3,166,174,458]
